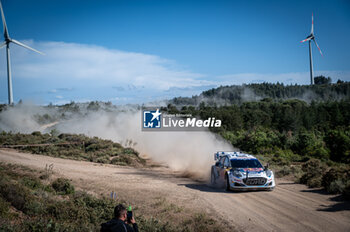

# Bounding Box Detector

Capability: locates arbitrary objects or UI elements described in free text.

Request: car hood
[232,168,271,178]
[236,168,264,173]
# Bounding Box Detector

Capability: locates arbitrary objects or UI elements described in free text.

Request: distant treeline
[170,78,350,106]
[167,99,350,163]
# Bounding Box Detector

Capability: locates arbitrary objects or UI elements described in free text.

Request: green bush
[51,178,75,195]
[322,166,350,196]
[299,159,326,188]
[0,179,33,211]
[275,165,292,177]
[25,200,46,216]
[123,148,139,156]
[95,156,110,164]
[21,177,45,190]
[111,155,132,165]
[0,196,10,217]
[328,180,346,194]
[31,131,42,136]
[138,216,176,232]
[324,130,350,163]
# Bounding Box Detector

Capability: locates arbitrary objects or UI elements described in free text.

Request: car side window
[224,157,230,168]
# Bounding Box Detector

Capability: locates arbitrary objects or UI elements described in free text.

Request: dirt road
[1,149,349,232]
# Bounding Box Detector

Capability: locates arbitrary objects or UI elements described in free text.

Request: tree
[314,76,332,85]
[324,130,350,163]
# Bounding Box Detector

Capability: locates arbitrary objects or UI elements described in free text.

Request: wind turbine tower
[0,0,44,105]
[301,13,323,85]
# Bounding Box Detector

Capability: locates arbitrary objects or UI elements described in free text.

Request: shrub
[271,148,298,165]
[324,130,350,163]
[328,180,346,194]
[25,200,46,216]
[0,179,33,211]
[123,148,138,156]
[322,166,350,195]
[0,196,10,217]
[275,166,292,177]
[111,155,132,165]
[31,131,42,136]
[51,178,75,195]
[290,165,303,180]
[299,159,326,188]
[21,177,45,190]
[137,216,176,232]
[95,156,110,164]
[322,168,341,192]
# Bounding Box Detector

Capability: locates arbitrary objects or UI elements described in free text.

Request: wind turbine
[0,0,43,105]
[301,13,323,85]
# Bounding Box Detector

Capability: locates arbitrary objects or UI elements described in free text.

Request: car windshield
[230,159,263,168]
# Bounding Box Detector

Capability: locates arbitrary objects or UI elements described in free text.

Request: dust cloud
[0,102,53,133]
[0,103,234,179]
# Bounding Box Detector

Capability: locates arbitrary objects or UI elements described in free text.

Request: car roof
[216,151,257,160]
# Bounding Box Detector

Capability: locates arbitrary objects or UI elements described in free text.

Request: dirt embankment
[0,149,349,232]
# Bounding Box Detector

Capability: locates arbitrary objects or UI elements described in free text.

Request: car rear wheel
[211,169,216,185]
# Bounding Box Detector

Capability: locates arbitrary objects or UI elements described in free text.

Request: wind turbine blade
[0,41,6,48]
[0,0,9,39]
[310,13,314,35]
[300,37,312,43]
[11,39,44,55]
[313,39,323,56]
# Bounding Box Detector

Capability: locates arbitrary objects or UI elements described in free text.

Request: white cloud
[5,40,211,91]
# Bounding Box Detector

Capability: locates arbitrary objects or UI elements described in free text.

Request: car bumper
[229,179,275,191]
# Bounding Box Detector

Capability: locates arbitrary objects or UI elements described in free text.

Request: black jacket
[101,218,139,232]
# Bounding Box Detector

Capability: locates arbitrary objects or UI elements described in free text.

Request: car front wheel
[225,174,230,191]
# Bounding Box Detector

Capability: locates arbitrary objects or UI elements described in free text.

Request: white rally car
[211,151,275,191]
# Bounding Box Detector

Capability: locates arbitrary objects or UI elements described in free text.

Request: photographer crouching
[101,204,138,232]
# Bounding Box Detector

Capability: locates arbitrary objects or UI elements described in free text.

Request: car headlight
[266,170,272,178]
[232,171,242,178]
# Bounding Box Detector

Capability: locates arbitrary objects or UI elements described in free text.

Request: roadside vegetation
[0,132,145,167]
[167,81,350,197]
[0,162,227,232]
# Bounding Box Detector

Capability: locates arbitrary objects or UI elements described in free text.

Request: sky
[0,0,349,105]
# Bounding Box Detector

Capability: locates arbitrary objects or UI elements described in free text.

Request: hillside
[170,81,350,106]
[0,132,145,167]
